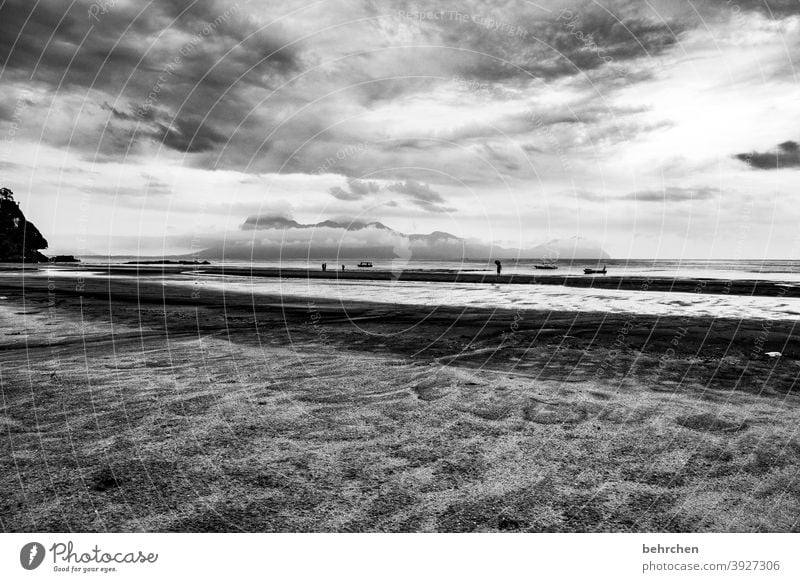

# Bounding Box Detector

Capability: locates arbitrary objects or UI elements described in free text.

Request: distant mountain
[205,215,610,261]
[241,216,395,232]
[526,236,611,260]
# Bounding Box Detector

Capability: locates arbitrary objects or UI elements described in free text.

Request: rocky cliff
[0,187,48,262]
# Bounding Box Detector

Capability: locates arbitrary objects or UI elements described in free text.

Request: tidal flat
[1,271,799,532]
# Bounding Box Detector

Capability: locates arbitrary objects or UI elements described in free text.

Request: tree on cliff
[0,187,48,262]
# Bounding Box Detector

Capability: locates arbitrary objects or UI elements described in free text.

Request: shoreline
[2,272,799,532]
[7,263,800,298]
[1,273,798,382]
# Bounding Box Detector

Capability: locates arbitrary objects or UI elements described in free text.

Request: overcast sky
[1,0,800,258]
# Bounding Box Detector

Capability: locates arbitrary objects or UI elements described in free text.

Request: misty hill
[0,188,48,262]
[205,215,610,261]
[241,216,395,232]
[527,236,611,261]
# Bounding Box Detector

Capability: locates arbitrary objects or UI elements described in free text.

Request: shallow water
[187,274,800,320]
[16,267,800,320]
[79,257,800,283]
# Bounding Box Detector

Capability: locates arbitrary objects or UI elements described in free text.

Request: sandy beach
[0,267,798,532]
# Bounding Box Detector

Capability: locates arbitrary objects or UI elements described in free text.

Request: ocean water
[29,259,800,320]
[80,257,800,282]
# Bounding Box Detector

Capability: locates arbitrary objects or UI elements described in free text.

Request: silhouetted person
[322,263,327,272]
[495,260,502,275]
[342,264,345,271]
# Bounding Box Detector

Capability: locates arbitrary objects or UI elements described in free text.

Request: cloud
[388,180,444,202]
[142,173,173,196]
[328,178,381,200]
[0,103,15,122]
[240,214,393,232]
[0,0,693,175]
[623,187,721,202]
[152,116,228,153]
[329,186,362,201]
[735,140,800,169]
[240,214,300,230]
[0,0,301,159]
[326,178,453,212]
[347,178,380,196]
[421,2,686,86]
[708,0,800,18]
[569,187,721,202]
[82,173,173,201]
[387,180,454,213]
[6,0,800,262]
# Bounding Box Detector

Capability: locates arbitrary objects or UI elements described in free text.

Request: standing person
[495,259,502,275]
[322,263,327,272]
[342,264,345,271]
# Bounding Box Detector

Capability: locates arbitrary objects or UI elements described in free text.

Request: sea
[32,257,800,321]
[78,257,800,281]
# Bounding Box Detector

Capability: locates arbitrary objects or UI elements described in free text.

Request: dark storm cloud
[100,101,158,123]
[0,0,301,157]
[100,102,135,121]
[0,0,300,88]
[417,2,686,83]
[735,141,800,170]
[706,0,800,18]
[151,116,227,153]
[96,103,226,154]
[3,0,790,181]
[1,2,159,88]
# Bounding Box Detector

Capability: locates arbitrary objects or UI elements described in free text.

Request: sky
[1,0,800,258]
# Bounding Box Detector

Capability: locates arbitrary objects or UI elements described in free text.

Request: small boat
[357,261,373,268]
[584,265,607,275]
[534,263,558,270]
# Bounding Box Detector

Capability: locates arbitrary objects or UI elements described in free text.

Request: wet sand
[30,263,800,298]
[1,270,799,532]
